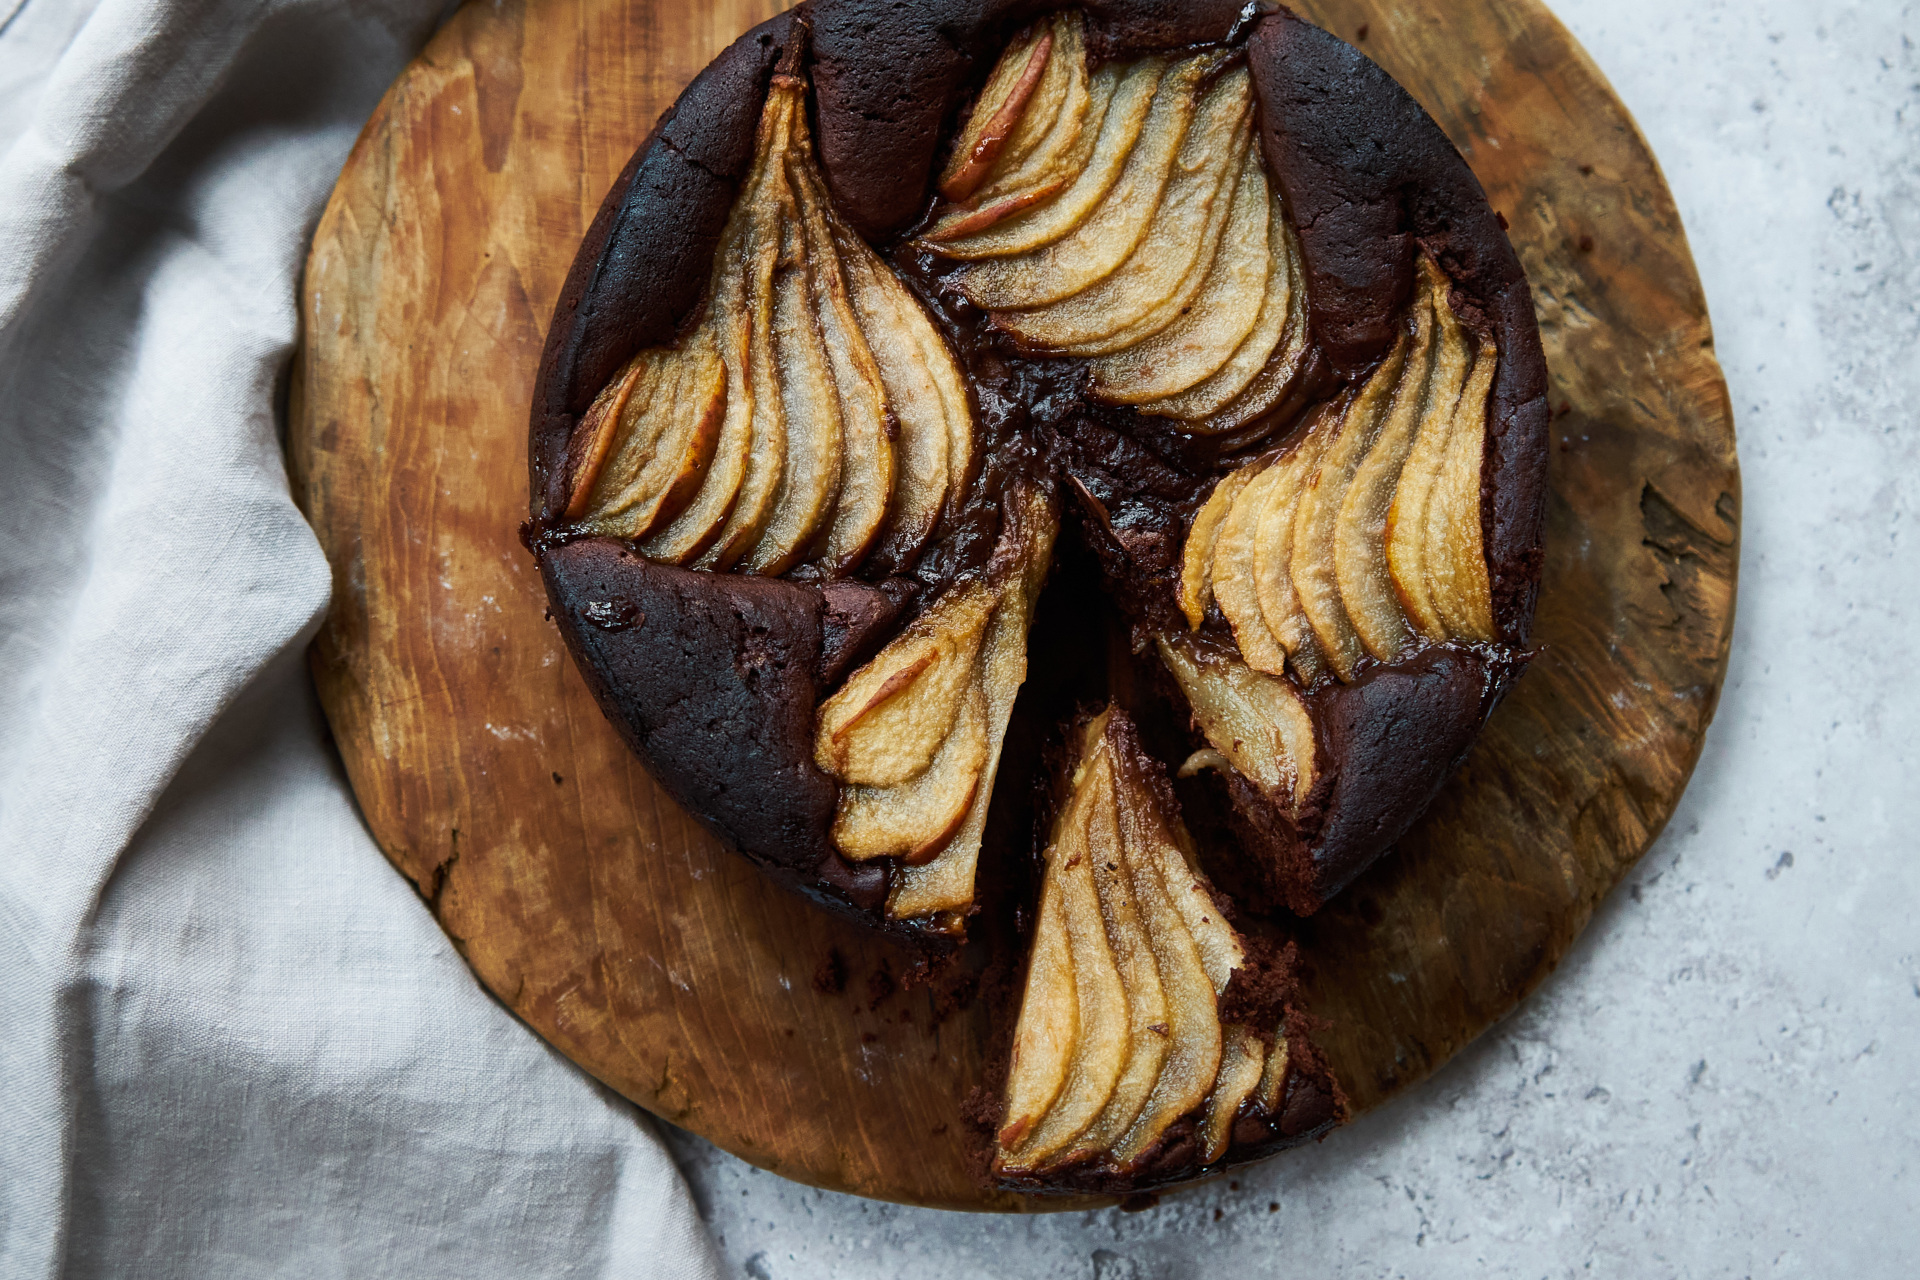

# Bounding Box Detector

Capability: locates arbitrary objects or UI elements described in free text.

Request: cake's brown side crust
[528,12,798,521]
[1305,644,1509,902]
[1248,8,1550,642]
[810,0,1253,238]
[539,537,901,931]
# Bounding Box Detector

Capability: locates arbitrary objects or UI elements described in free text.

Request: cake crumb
[812,949,847,995]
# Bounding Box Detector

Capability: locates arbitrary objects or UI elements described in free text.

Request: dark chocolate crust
[539,537,894,929]
[1249,8,1550,641]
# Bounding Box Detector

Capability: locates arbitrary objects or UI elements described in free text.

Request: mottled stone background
[663,0,1920,1274]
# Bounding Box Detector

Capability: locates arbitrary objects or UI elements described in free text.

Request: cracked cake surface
[524,0,1547,1195]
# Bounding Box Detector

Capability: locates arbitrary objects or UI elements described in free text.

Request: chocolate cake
[525,1,1547,1196]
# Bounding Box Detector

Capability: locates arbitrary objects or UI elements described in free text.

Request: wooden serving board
[289,0,1738,1211]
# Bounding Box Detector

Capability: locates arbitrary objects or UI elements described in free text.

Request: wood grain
[288,0,1738,1210]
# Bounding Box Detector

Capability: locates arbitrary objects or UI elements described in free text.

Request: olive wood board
[288,0,1740,1212]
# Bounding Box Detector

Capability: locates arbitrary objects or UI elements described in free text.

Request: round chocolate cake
[525,1,1547,1197]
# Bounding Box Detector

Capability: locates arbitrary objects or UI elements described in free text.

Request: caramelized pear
[742,260,844,575]
[929,58,1160,259]
[958,51,1223,311]
[1200,1026,1267,1164]
[1208,459,1292,677]
[1089,149,1271,403]
[831,685,988,862]
[1425,342,1498,641]
[888,487,1057,923]
[994,68,1251,355]
[569,333,727,539]
[1155,633,1316,811]
[1250,412,1333,685]
[1178,463,1256,631]
[815,580,994,787]
[998,872,1076,1151]
[1138,199,1300,422]
[1334,274,1439,661]
[1291,332,1406,680]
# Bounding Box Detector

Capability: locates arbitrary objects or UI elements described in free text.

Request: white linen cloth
[0,1,724,1275]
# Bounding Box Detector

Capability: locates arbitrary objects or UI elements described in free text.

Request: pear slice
[998,867,1077,1152]
[831,684,988,862]
[638,237,757,562]
[1427,340,1498,641]
[815,579,995,787]
[1109,775,1221,1168]
[1177,463,1257,631]
[974,15,1089,203]
[1251,413,1333,685]
[1386,260,1475,639]
[1335,273,1441,662]
[742,260,845,575]
[1291,331,1408,680]
[928,58,1159,259]
[1089,148,1271,403]
[958,51,1225,311]
[1178,227,1313,434]
[1256,1026,1291,1113]
[1155,633,1316,811]
[1137,199,1299,421]
[1053,743,1173,1166]
[888,487,1057,922]
[564,349,648,520]
[1200,1025,1267,1164]
[570,334,727,540]
[785,157,896,574]
[1209,459,1292,677]
[1002,755,1130,1170]
[992,69,1250,355]
[646,88,797,566]
[836,228,971,564]
[939,24,1054,202]
[1154,830,1243,993]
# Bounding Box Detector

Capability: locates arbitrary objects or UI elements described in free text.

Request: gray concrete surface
[664,1,1920,1273]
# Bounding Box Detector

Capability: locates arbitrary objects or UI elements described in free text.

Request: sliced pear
[638,245,755,563]
[570,334,727,540]
[1137,199,1299,422]
[1201,1025,1267,1164]
[1109,778,1221,1167]
[888,488,1057,922]
[929,58,1160,259]
[1291,332,1407,680]
[976,15,1088,202]
[770,176,887,576]
[1002,757,1130,1169]
[1427,341,1498,641]
[742,261,845,574]
[831,684,988,862]
[1257,1026,1291,1113]
[1209,459,1292,677]
[565,349,648,520]
[1178,463,1257,630]
[815,579,995,787]
[958,51,1224,310]
[1055,750,1172,1165]
[1386,262,1475,639]
[998,870,1077,1152]
[1251,415,1333,685]
[1155,633,1316,810]
[1155,832,1243,993]
[939,23,1054,202]
[837,229,969,562]
[993,68,1251,355]
[1089,149,1271,403]
[1334,276,1439,661]
[1178,229,1313,434]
